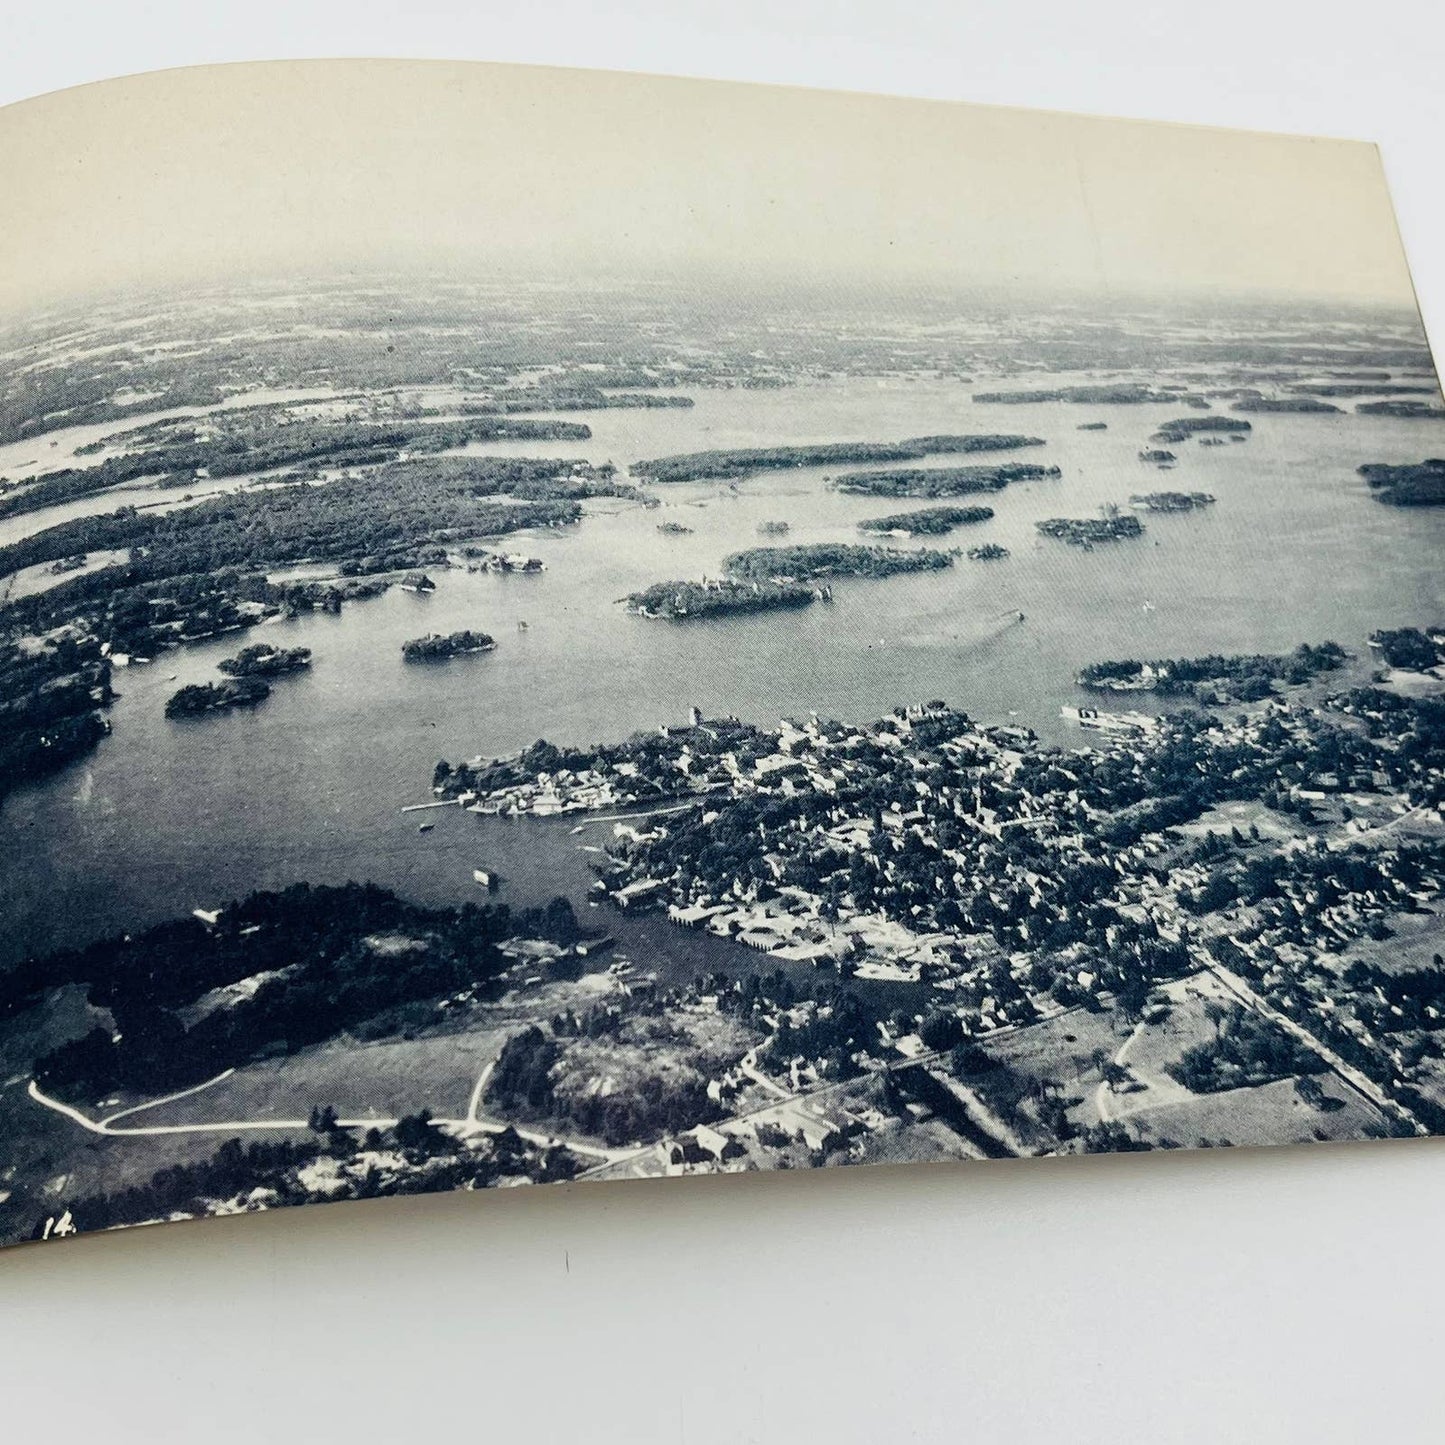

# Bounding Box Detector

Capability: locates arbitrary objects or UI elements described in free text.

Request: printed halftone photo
[0,60,1441,1250]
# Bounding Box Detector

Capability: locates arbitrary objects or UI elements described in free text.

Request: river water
[3,373,1443,973]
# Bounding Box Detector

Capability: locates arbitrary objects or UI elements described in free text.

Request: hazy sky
[0,59,1421,316]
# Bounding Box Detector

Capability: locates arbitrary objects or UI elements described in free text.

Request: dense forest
[624,578,816,620]
[18,883,585,1103]
[0,414,594,522]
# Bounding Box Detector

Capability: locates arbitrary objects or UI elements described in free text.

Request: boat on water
[418,822,434,833]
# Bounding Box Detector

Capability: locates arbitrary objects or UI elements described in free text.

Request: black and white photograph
[1,55,1443,1255]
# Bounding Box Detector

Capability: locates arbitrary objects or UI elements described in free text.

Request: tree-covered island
[858,506,995,535]
[1036,514,1144,546]
[630,435,1045,484]
[1149,417,1251,445]
[1231,397,1342,414]
[722,543,955,583]
[1356,400,1445,418]
[623,578,816,620]
[401,630,497,662]
[832,462,1059,498]
[217,643,313,677]
[973,383,1209,406]
[165,677,272,717]
[1130,491,1215,513]
[1358,459,1445,506]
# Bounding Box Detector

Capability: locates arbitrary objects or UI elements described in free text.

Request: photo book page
[0,59,1441,1250]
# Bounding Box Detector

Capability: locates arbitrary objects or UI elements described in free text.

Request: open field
[1175,799,1312,844]
[1328,904,1445,979]
[121,1026,508,1128]
[1123,1073,1388,1149]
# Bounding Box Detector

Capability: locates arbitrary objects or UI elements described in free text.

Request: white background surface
[1,5,1442,1440]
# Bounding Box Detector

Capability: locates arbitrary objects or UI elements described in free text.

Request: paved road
[1198,954,1423,1133]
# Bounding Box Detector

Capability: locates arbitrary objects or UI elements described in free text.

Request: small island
[217,643,313,677]
[1138,449,1177,465]
[1037,515,1144,547]
[966,542,1010,561]
[165,677,271,718]
[1356,400,1445,418]
[399,572,438,593]
[1231,398,1341,414]
[623,578,815,620]
[1358,459,1445,506]
[1129,491,1215,513]
[1149,417,1251,445]
[1077,422,1108,431]
[858,505,994,536]
[401,630,497,662]
[656,521,694,535]
[757,520,791,536]
[832,462,1060,498]
[722,542,955,583]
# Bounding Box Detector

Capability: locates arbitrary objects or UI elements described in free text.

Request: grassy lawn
[1123,1073,1387,1150]
[1328,905,1445,979]
[1175,799,1309,844]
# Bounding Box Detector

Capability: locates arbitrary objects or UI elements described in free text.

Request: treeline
[1078,642,1346,700]
[20,883,584,1102]
[631,435,1044,484]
